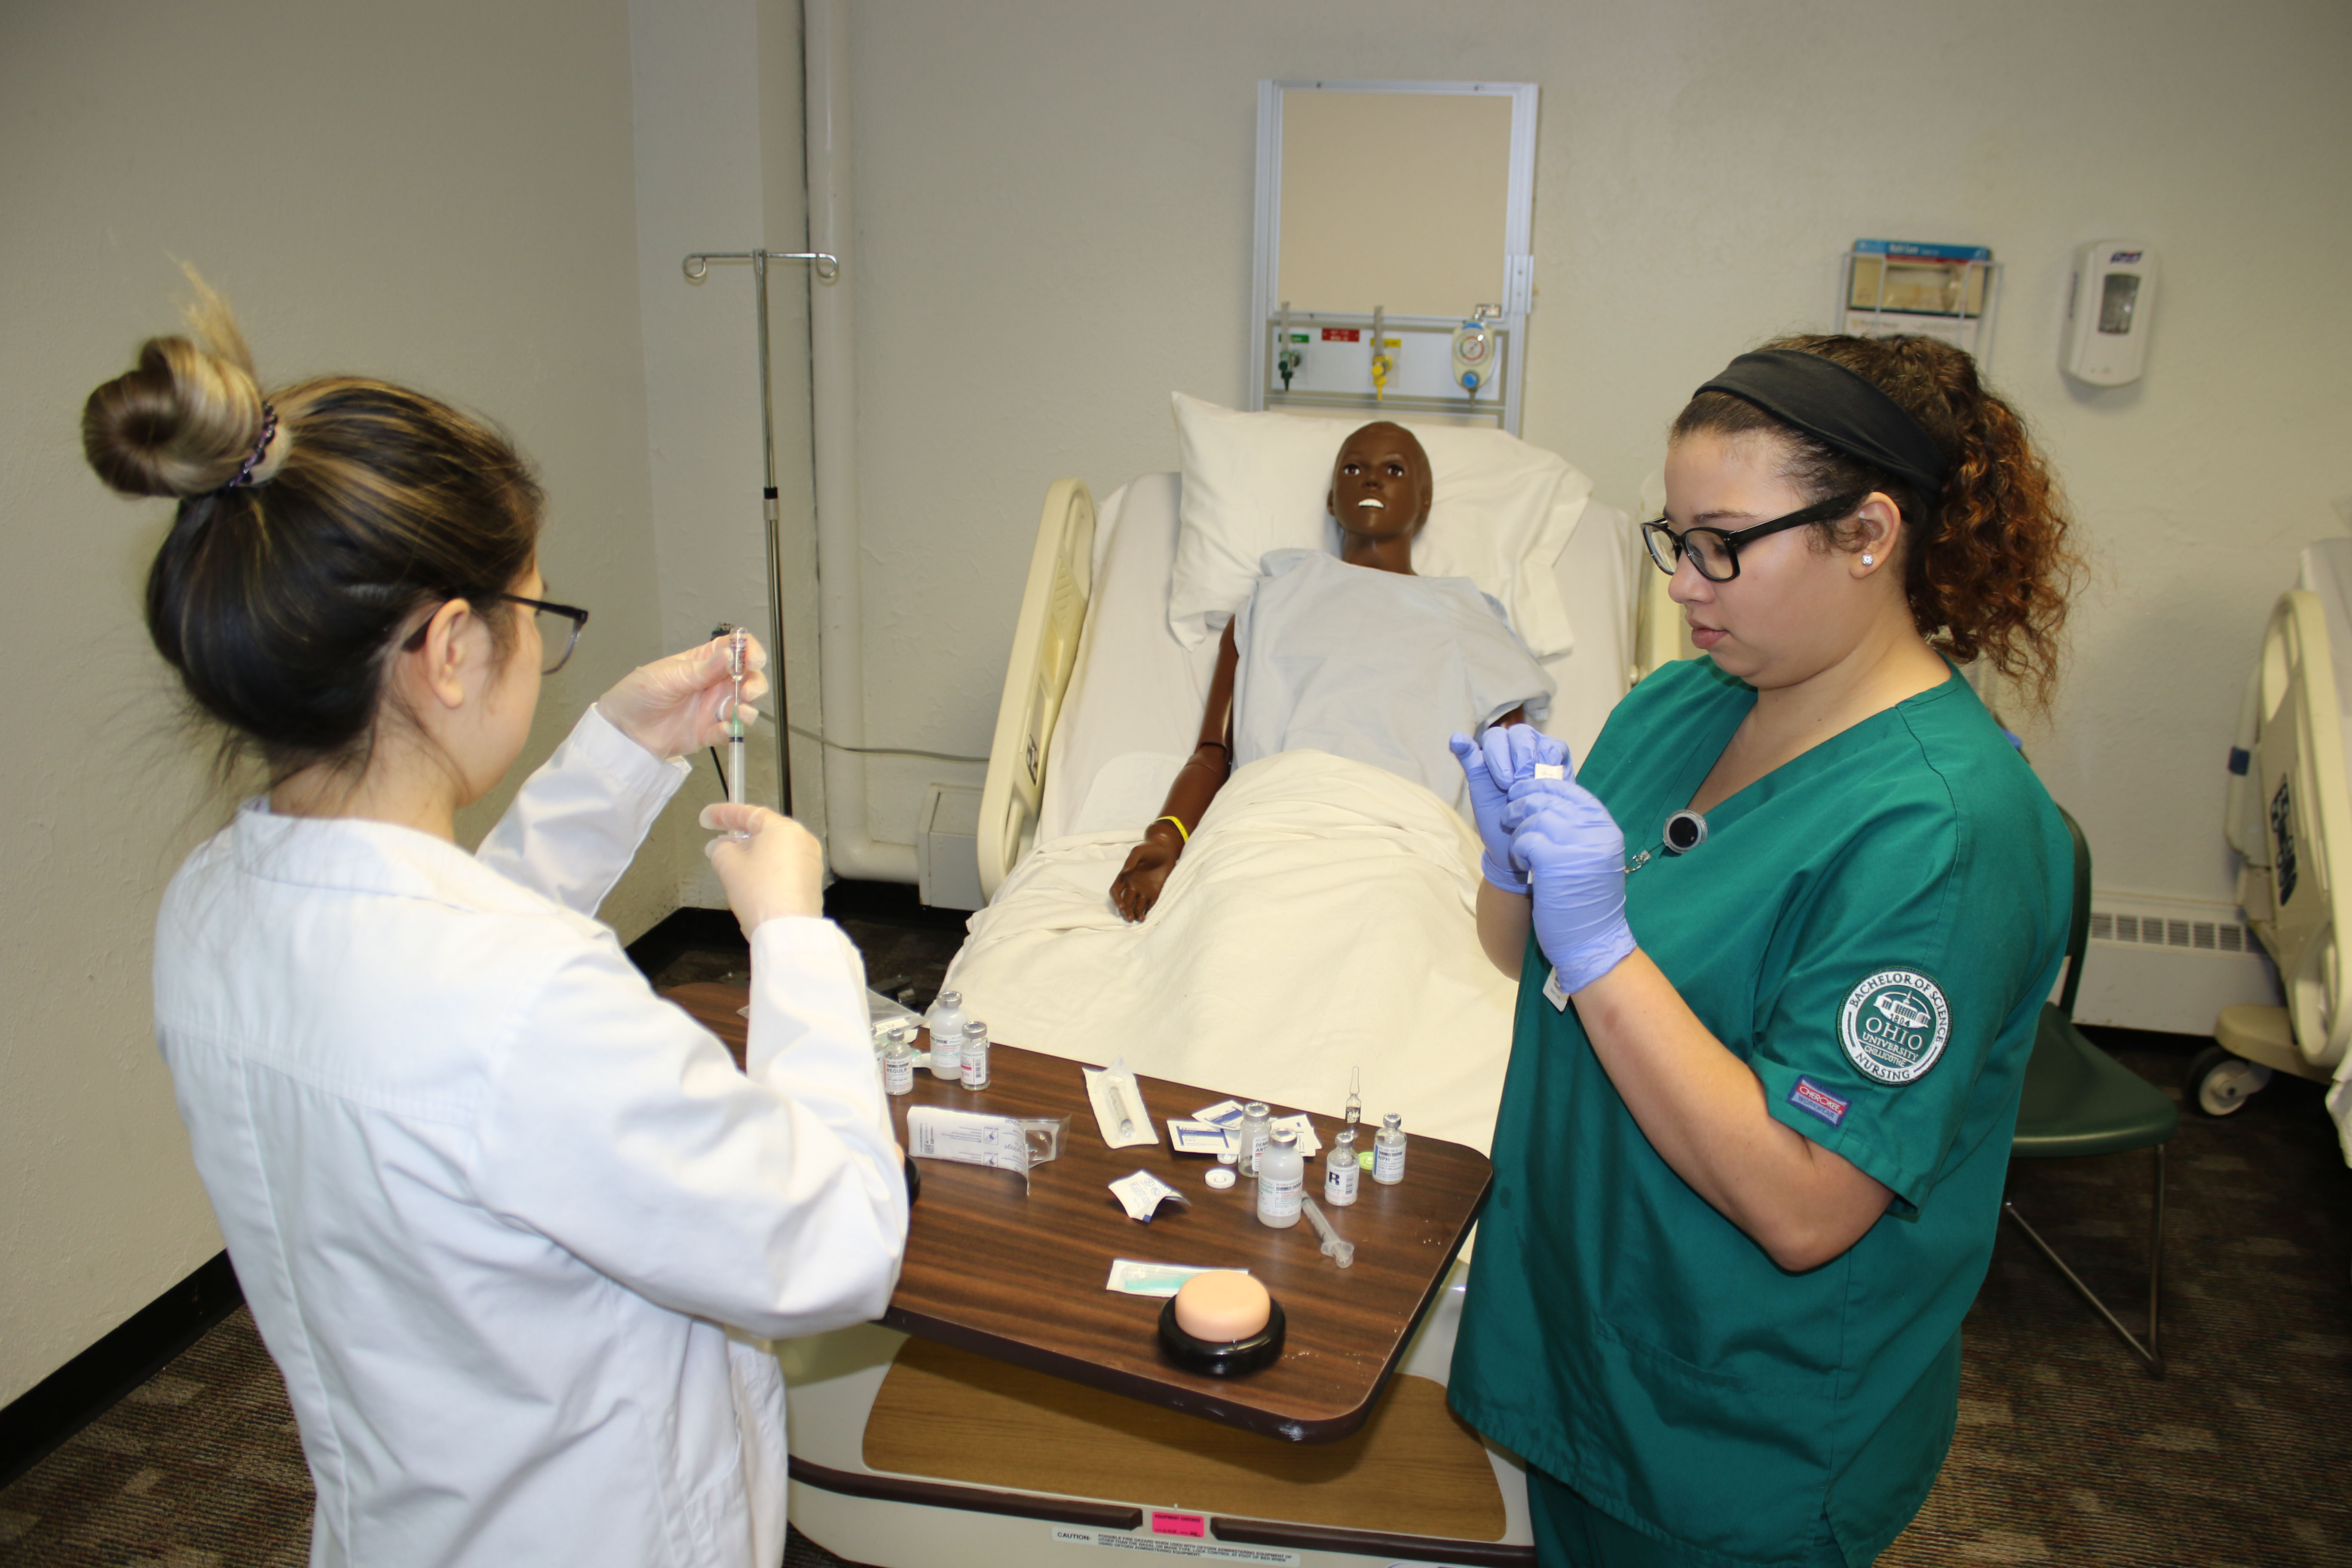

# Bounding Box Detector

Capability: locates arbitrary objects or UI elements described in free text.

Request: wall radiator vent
[2073,893,2276,1033]
[2088,910,2251,955]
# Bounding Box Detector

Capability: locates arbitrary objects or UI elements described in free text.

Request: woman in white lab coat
[81,282,907,1568]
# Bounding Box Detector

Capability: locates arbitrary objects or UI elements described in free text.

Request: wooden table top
[664,981,1492,1443]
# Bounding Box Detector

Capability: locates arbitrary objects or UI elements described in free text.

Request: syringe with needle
[726,628,750,839]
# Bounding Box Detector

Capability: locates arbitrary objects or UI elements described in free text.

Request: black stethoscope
[1625,809,1708,875]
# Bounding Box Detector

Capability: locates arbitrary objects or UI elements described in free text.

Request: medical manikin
[1110,422,1549,921]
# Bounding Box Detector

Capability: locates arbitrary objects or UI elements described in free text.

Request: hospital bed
[2209,541,2352,1161]
[778,425,1641,1568]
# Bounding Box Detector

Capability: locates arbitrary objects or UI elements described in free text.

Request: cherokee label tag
[1839,970,1951,1084]
[1788,1077,1850,1127]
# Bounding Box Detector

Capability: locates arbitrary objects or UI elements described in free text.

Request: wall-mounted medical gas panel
[1251,80,1539,433]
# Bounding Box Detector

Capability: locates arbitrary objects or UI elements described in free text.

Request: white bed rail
[2233,588,2352,1072]
[977,478,1096,901]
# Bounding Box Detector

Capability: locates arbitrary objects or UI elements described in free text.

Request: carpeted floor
[6,905,2347,1566]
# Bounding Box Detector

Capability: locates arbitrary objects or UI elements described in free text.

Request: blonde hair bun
[81,268,273,499]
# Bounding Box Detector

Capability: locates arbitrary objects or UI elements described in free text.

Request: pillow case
[1167,392,1592,657]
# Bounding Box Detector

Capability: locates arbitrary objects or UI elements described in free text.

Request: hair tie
[221,404,279,491]
[1696,350,1948,500]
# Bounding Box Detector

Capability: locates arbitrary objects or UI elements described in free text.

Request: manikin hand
[1505,769,1637,995]
[1110,828,1181,924]
[599,634,769,761]
[1451,725,1568,891]
[701,802,824,936]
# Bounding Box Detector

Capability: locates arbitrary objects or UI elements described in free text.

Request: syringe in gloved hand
[726,627,749,840]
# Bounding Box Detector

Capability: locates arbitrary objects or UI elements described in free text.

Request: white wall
[0,0,671,1403]
[839,0,2352,912]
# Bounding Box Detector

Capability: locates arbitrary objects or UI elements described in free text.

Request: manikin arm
[1109,619,1526,924]
[1110,622,1238,922]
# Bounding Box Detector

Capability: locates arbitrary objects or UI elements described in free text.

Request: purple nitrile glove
[1452,724,1569,892]
[1507,770,1636,995]
[1450,732,1522,891]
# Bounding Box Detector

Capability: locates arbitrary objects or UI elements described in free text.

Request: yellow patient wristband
[1153,815,1190,843]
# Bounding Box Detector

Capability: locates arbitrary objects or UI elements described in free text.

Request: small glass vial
[1372,1112,1406,1185]
[882,1031,915,1096]
[959,1021,990,1089]
[1255,1126,1304,1229]
[1240,1102,1272,1177]
[925,991,967,1080]
[1324,1128,1360,1207]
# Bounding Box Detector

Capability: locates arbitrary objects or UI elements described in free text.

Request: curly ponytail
[1672,333,2082,715]
[81,270,542,785]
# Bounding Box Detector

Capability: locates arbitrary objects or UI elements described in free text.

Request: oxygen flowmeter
[1451,306,1503,400]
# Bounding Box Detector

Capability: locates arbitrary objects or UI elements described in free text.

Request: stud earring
[1862,553,1876,567]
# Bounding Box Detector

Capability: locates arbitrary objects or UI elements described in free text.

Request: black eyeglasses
[1641,492,1866,582]
[401,592,591,674]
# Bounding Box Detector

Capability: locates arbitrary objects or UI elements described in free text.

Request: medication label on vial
[1052,1528,1299,1564]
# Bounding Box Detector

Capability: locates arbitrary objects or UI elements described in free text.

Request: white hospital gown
[1230,548,1554,817]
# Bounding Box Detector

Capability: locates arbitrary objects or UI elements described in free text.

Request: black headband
[1696,349,1948,499]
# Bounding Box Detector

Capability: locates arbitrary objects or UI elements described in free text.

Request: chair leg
[2001,1144,2166,1377]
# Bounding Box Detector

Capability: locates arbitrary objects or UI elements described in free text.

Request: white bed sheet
[1035,472,1635,845]
[949,748,1518,1152]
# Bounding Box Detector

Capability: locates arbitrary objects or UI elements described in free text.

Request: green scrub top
[1450,658,2070,1566]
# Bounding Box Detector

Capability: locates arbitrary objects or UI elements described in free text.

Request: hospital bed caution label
[1052,1526,1299,1564]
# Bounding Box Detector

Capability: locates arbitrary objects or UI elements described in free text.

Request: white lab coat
[152,707,906,1568]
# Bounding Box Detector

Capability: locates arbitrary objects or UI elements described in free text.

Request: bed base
[779,1262,1532,1568]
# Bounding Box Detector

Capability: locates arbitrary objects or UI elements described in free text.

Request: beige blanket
[942,750,1518,1154]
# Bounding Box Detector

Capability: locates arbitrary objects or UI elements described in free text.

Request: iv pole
[680,246,840,818]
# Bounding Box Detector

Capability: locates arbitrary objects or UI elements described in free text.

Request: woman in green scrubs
[1447,335,2082,1566]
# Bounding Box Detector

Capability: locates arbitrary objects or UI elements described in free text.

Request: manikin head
[1326,421,1433,562]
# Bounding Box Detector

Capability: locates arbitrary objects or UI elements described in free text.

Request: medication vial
[1372,1113,1406,1185]
[959,1022,989,1090]
[1240,1102,1272,1177]
[925,990,967,1081]
[882,1033,914,1096]
[1325,1128,1360,1206]
[1256,1126,1304,1228]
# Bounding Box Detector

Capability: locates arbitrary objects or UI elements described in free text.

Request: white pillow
[1168,392,1592,658]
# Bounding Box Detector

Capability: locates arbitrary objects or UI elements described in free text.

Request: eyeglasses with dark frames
[400,592,591,675]
[1641,491,1868,582]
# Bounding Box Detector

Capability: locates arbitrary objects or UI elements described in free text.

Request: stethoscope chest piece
[1663,810,1709,855]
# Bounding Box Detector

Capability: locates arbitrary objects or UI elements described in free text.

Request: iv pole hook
[677,247,843,817]
[684,250,840,283]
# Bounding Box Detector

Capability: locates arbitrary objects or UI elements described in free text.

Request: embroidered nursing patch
[1788,1076,1849,1127]
[1840,970,1951,1084]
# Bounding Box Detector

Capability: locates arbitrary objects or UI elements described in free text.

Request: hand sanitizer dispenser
[2063,241,2158,386]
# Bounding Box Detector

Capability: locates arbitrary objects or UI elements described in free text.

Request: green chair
[2000,805,2180,1376]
